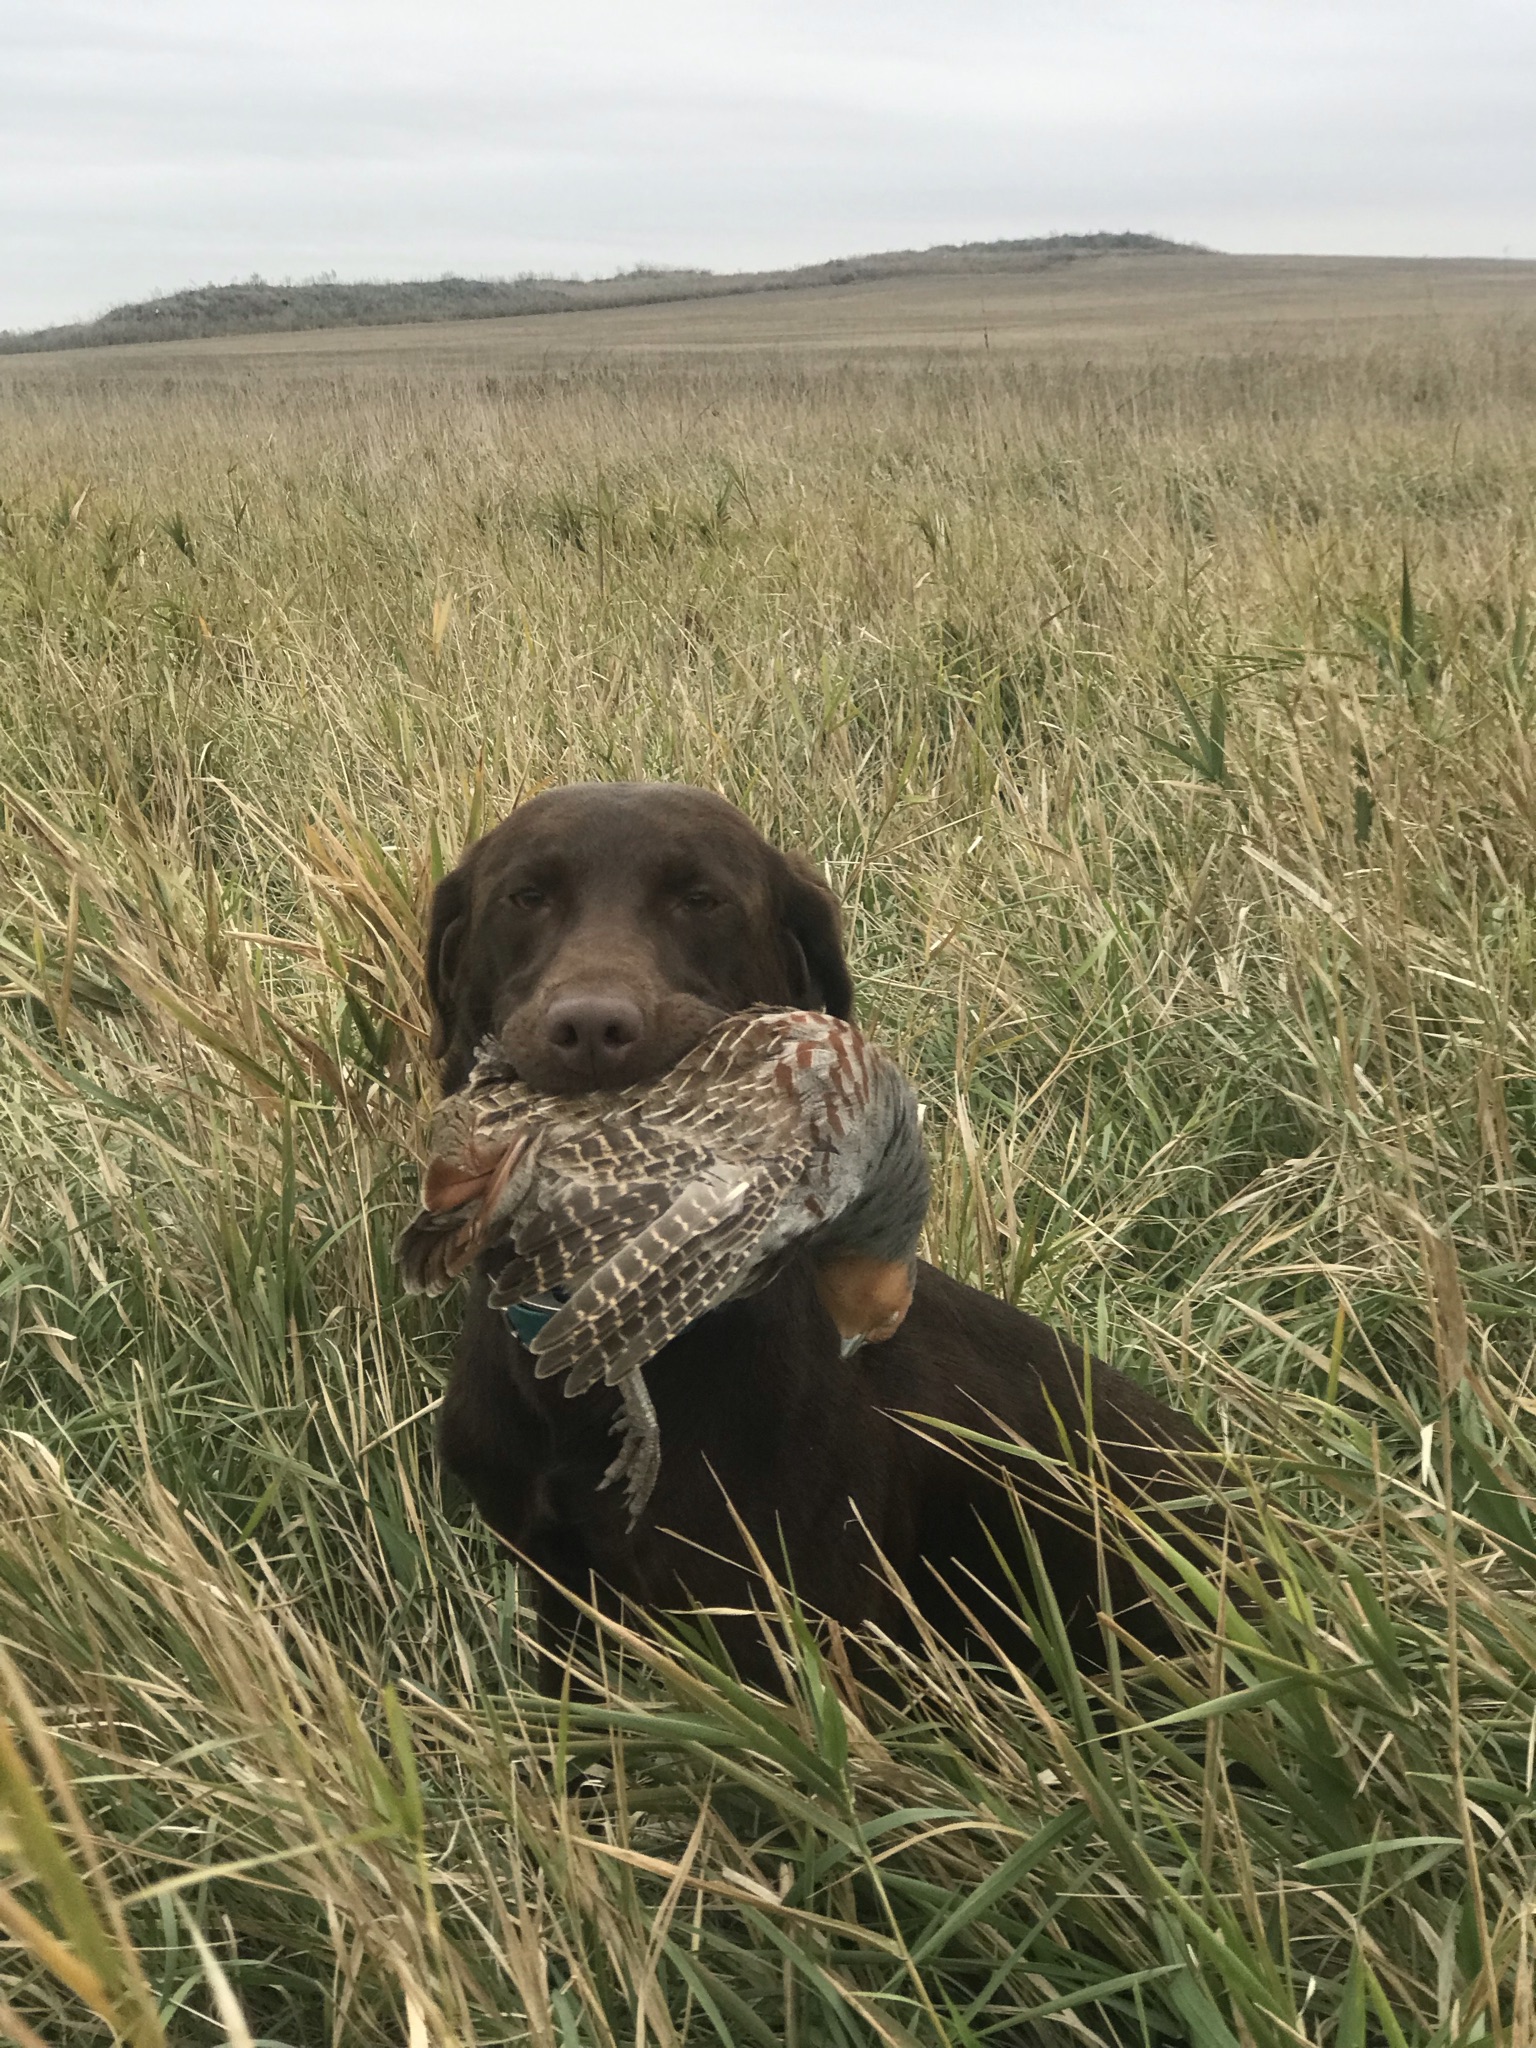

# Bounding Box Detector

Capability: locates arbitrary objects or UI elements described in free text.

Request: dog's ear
[424,864,472,1066]
[778,852,854,1020]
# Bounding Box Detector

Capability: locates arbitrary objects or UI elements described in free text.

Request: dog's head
[424,782,853,1093]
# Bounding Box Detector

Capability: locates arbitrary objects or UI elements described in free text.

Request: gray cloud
[2,0,1532,330]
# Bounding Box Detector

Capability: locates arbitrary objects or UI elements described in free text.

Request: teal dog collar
[503,1292,565,1348]
[503,1287,702,1354]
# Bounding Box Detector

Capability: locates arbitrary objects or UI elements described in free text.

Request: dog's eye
[509,886,548,911]
[678,887,721,913]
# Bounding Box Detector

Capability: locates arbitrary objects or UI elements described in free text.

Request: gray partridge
[397,1006,930,1524]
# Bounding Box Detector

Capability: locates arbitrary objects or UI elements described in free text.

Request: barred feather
[529,1166,786,1391]
[490,1180,679,1302]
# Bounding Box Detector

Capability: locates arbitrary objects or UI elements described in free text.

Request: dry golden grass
[2,281,1536,2044]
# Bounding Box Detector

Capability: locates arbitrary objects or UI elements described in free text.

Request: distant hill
[0,234,1203,354]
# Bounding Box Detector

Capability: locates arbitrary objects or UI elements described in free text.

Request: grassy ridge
[0,236,1196,356]
[1,324,1535,2043]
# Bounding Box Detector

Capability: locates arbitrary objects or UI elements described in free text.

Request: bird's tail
[396,1130,536,1292]
[394,1206,478,1295]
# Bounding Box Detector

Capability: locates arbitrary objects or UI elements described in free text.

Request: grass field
[7,253,1536,371]
[3,267,1536,2045]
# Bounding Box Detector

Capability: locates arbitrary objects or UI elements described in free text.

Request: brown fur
[428,783,1217,1682]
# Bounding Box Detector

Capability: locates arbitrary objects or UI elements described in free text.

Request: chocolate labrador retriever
[427,783,1215,1680]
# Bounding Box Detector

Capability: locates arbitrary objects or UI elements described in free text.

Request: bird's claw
[599,1434,662,1530]
[595,1372,661,1530]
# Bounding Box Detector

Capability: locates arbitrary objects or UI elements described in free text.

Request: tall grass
[2,323,1536,2044]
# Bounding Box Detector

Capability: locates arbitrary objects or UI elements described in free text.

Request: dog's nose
[543,993,645,1079]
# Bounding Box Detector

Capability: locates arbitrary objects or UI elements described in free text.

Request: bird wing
[527,1162,793,1393]
[487,1061,799,1295]
[489,1177,682,1302]
[486,1102,716,1287]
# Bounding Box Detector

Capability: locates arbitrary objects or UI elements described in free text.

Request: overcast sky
[3,0,1533,332]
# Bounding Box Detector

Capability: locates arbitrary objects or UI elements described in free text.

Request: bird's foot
[597,1372,661,1530]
